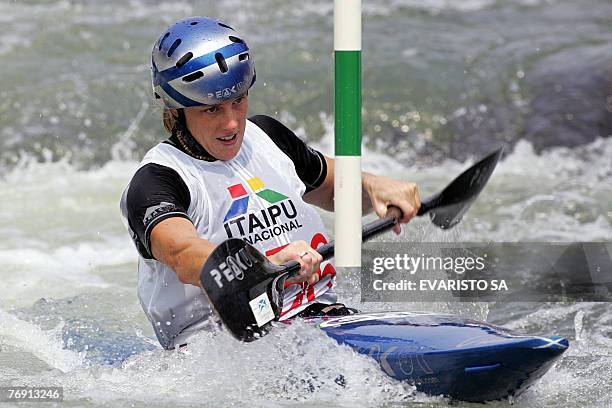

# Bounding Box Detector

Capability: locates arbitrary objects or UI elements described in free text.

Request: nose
[221,106,239,133]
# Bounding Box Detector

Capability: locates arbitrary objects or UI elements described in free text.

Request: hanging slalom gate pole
[334,0,362,267]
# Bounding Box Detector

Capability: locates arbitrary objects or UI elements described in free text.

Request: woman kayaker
[120,16,420,350]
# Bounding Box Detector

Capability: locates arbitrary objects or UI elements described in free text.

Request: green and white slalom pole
[334,0,362,267]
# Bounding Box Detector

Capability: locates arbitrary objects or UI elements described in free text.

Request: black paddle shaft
[278,206,402,276]
[280,146,503,277]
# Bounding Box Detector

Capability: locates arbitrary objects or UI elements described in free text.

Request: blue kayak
[308,311,568,402]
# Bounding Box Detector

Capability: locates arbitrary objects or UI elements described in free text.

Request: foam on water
[0,308,84,373]
[507,303,612,407]
[385,139,612,243]
[0,158,140,307]
[0,237,136,307]
[12,322,427,407]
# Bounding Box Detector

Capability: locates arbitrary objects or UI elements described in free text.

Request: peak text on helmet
[209,82,245,100]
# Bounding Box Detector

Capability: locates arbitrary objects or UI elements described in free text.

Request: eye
[233,96,245,105]
[203,106,219,114]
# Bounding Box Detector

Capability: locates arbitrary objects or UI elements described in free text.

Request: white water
[1,0,611,404]
[1,135,611,407]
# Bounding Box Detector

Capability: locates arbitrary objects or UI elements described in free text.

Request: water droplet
[166,321,171,326]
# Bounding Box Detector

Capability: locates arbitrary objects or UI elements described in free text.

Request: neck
[171,111,217,162]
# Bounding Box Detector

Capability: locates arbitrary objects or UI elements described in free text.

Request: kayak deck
[308,311,568,402]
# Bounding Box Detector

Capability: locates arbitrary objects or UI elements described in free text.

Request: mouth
[216,133,238,146]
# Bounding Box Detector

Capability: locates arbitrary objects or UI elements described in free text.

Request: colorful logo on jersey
[223,177,289,221]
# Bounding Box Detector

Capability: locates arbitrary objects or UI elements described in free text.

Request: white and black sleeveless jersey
[120,115,338,349]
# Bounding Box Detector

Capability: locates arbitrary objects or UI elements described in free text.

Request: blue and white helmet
[151,17,256,108]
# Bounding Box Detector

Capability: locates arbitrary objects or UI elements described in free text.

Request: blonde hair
[162,108,179,134]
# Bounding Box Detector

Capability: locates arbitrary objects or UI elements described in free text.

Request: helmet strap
[172,109,217,162]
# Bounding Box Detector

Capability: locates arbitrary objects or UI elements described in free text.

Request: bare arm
[150,217,323,287]
[150,217,216,287]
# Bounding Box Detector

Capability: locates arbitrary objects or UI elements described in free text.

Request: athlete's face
[181,94,249,161]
